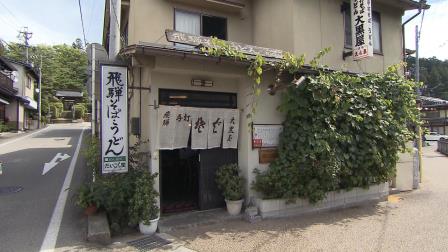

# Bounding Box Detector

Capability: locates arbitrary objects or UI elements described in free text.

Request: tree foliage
[3,40,88,115]
[407,56,448,100]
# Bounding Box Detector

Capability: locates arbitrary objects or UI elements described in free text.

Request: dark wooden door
[199,148,238,210]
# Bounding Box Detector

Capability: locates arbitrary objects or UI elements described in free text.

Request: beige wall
[128,0,253,46]
[127,0,405,74]
[129,54,287,199]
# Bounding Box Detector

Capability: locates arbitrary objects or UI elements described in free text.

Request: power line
[77,0,88,47]
[0,0,23,29]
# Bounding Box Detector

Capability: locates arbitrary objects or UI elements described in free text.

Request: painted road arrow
[42,153,71,175]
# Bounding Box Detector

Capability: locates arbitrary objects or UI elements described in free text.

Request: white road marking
[42,153,71,175]
[0,125,52,148]
[39,127,85,252]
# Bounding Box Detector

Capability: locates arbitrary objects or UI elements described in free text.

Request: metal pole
[38,55,42,128]
[416,25,423,182]
[91,44,96,137]
[109,0,121,61]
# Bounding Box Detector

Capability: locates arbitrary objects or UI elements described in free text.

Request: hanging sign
[157,106,239,149]
[351,0,373,60]
[101,65,128,174]
[252,124,283,148]
[222,109,239,149]
[191,108,209,149]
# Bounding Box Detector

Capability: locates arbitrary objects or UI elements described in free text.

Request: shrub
[253,66,421,203]
[216,163,244,201]
[0,122,9,133]
[74,103,87,119]
[129,171,159,225]
[50,101,63,119]
[77,138,153,234]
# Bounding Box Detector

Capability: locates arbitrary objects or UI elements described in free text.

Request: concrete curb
[87,212,111,245]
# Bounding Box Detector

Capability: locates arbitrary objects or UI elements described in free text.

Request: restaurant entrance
[158,89,238,213]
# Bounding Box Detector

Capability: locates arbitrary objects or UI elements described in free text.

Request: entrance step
[158,208,242,232]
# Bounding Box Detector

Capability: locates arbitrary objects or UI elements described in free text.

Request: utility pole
[91,44,96,137]
[38,55,42,129]
[415,24,423,185]
[18,27,32,63]
[109,0,121,61]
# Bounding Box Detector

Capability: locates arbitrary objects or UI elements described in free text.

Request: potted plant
[129,170,160,235]
[75,184,99,215]
[216,163,245,215]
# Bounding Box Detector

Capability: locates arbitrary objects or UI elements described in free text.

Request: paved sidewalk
[166,145,448,252]
[0,125,49,145]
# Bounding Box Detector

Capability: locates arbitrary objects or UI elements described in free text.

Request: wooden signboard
[259,149,279,164]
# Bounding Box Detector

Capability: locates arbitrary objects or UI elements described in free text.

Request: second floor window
[343,5,382,53]
[175,9,227,40]
[27,76,32,89]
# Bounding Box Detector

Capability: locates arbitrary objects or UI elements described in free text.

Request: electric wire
[77,0,88,47]
[0,0,23,29]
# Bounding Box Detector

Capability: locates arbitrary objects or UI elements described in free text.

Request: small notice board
[252,124,283,148]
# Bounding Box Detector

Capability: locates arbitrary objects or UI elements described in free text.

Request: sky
[0,0,447,60]
[0,0,105,46]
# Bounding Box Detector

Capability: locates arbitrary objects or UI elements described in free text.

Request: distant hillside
[406,56,448,100]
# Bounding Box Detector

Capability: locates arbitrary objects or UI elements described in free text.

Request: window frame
[342,3,383,55]
[173,8,228,40]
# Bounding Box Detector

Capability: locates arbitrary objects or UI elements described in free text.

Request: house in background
[101,0,427,215]
[420,96,448,135]
[55,90,84,111]
[0,57,38,131]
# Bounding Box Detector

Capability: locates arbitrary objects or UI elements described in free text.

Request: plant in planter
[129,170,160,235]
[75,184,99,215]
[216,163,245,215]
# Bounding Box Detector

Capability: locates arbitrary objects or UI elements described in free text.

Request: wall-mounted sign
[157,105,239,150]
[351,0,373,60]
[259,148,279,164]
[252,124,283,148]
[101,65,128,174]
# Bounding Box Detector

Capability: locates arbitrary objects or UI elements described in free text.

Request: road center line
[39,127,85,252]
[0,125,52,148]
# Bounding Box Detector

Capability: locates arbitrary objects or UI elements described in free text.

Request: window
[343,4,382,53]
[174,9,227,40]
[26,76,32,89]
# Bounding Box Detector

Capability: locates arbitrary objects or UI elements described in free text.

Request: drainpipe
[402,0,425,65]
[109,0,121,61]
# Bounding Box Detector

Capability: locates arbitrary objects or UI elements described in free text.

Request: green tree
[3,39,88,116]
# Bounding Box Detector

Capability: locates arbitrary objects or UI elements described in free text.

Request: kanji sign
[157,106,239,150]
[101,65,128,174]
[351,0,373,60]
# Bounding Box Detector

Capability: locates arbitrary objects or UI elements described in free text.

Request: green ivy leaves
[254,67,420,203]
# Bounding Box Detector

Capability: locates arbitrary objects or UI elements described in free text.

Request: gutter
[402,0,426,64]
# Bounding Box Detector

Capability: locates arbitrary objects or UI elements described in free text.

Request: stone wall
[256,182,389,218]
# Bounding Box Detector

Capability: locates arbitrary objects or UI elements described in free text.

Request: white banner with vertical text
[101,65,128,174]
[351,0,373,60]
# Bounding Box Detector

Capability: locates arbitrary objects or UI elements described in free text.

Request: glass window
[174,10,227,40]
[344,5,382,53]
[175,10,201,36]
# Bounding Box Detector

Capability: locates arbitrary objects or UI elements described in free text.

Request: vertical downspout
[139,67,142,138]
[402,0,425,66]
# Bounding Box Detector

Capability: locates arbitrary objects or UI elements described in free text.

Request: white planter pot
[139,217,159,235]
[225,199,243,215]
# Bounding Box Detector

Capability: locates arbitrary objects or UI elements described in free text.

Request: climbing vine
[199,38,421,203]
[253,65,421,203]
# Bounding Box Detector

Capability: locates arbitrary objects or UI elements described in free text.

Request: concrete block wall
[256,182,389,218]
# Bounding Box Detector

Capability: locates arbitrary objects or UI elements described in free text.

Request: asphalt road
[0,123,89,252]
